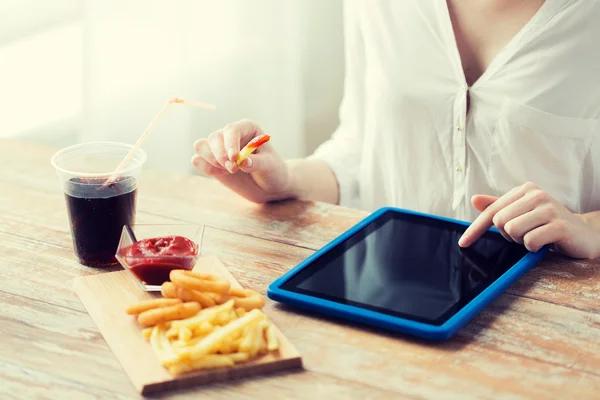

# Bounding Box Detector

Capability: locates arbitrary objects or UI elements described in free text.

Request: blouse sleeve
[308,0,366,208]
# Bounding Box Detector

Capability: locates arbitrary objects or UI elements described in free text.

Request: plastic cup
[51,142,147,267]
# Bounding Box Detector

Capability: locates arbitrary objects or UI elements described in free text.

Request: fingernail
[246,157,253,168]
[225,160,234,173]
[227,148,236,161]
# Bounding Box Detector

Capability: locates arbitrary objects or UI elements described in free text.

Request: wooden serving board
[73,256,303,395]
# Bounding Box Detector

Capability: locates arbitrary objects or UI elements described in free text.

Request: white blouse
[311,0,600,222]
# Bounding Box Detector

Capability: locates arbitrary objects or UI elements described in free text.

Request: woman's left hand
[459,182,600,259]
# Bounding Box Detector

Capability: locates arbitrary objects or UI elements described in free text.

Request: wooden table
[1,139,599,400]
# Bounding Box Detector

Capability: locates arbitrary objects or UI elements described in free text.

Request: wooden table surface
[1,139,599,400]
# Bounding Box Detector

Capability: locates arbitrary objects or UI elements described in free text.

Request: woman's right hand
[192,119,292,203]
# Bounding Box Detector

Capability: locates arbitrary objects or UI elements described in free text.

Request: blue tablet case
[267,207,548,340]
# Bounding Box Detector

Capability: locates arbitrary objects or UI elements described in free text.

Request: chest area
[363,1,545,94]
[446,0,545,86]
[361,0,598,120]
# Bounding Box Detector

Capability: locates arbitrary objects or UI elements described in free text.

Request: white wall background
[0,0,344,174]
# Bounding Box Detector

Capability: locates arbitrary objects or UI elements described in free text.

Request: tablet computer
[267,207,548,340]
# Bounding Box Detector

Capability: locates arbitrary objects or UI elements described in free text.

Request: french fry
[250,324,264,357]
[158,325,182,366]
[258,319,269,331]
[218,339,232,354]
[196,321,214,335]
[266,323,279,351]
[216,310,233,325]
[257,335,267,355]
[178,326,193,342]
[130,271,282,376]
[228,352,250,363]
[188,309,265,359]
[224,310,238,325]
[142,328,153,340]
[172,336,204,348]
[166,326,179,339]
[149,325,166,361]
[231,330,242,340]
[167,355,234,376]
[171,300,234,330]
[239,321,258,353]
[230,337,242,352]
[256,320,269,354]
[238,332,251,353]
[236,134,271,166]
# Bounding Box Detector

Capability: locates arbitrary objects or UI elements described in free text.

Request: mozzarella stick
[125,298,182,315]
[137,302,201,327]
[161,281,216,308]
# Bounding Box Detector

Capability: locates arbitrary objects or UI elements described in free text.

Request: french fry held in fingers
[236,134,271,166]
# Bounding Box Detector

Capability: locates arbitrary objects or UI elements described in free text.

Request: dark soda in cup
[51,142,147,268]
[64,177,138,267]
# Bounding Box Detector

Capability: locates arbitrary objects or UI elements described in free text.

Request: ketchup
[120,235,198,286]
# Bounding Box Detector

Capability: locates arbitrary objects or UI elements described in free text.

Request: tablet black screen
[280,210,530,325]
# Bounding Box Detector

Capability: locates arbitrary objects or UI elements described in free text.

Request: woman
[191,0,600,259]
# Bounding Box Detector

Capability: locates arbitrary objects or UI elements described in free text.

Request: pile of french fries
[126,273,279,376]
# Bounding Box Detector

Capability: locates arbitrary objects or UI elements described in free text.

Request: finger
[222,124,241,162]
[522,220,568,253]
[493,190,556,243]
[471,195,497,212]
[194,139,221,169]
[238,152,276,174]
[491,195,536,233]
[471,195,511,240]
[497,227,514,243]
[238,157,253,172]
[223,119,264,162]
[207,130,237,173]
[459,187,525,247]
[191,154,228,176]
[193,138,206,154]
[503,204,556,243]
